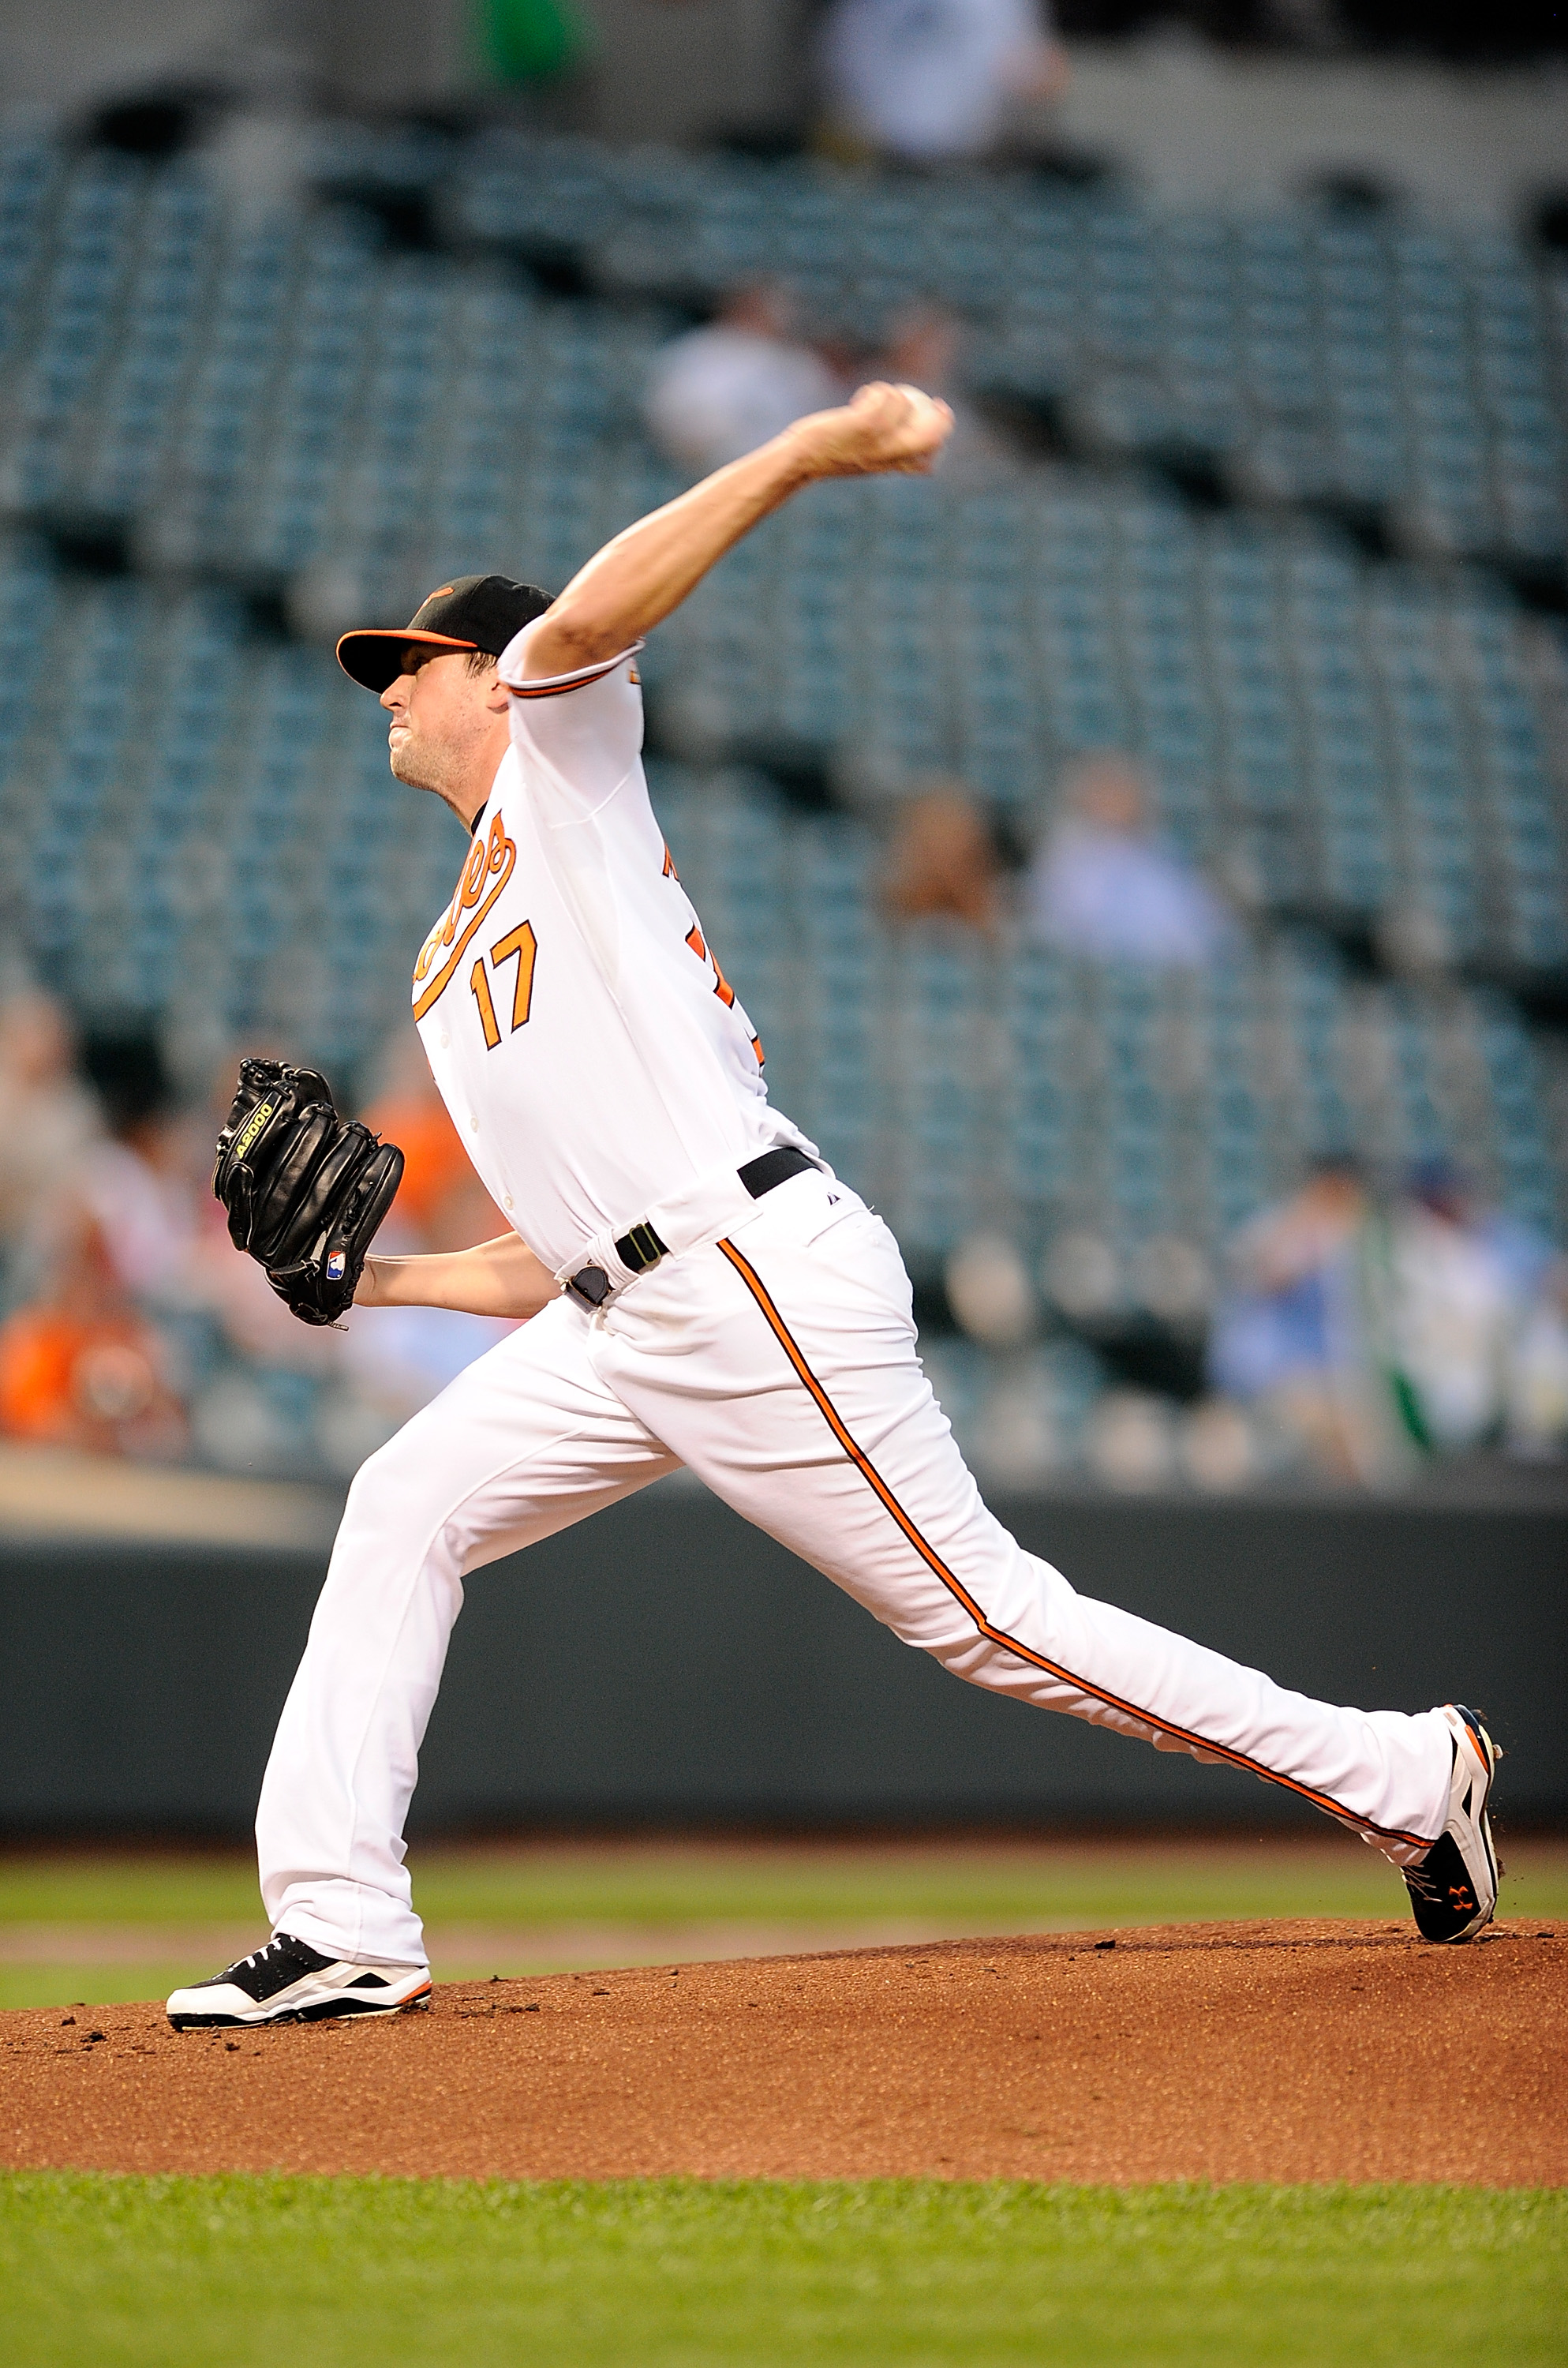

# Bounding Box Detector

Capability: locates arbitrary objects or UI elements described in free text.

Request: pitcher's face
[380,647,500,800]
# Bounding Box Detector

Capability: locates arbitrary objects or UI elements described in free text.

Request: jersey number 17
[469,922,538,1050]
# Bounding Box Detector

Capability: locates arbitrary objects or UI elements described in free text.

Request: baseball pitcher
[168,384,1499,2029]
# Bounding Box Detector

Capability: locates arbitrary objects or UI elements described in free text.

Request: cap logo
[425,586,455,602]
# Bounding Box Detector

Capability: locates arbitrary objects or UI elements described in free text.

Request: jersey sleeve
[497,617,646,824]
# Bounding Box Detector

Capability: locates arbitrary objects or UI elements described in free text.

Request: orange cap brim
[335,628,479,693]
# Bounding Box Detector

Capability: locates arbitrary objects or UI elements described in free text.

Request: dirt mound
[2,1920,1561,2185]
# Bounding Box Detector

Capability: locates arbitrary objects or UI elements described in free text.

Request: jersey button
[469,1114,479,1130]
[503,1193,514,1210]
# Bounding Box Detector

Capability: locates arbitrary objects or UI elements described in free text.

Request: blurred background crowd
[0,0,1565,1495]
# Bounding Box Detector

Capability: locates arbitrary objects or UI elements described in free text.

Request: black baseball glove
[212,1058,405,1327]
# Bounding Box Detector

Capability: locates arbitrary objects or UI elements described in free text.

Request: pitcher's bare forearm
[357,1233,557,1320]
[525,382,953,678]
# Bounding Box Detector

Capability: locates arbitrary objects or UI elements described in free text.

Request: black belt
[563,1146,818,1310]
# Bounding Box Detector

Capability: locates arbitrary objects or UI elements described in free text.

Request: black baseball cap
[336,574,554,693]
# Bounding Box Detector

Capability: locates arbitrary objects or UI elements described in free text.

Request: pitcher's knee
[338,1428,454,1557]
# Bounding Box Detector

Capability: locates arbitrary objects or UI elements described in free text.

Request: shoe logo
[1448,1886,1474,1907]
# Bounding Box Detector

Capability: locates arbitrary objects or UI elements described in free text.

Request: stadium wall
[2,1491,1562,1833]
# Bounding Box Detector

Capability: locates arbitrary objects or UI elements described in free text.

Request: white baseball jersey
[411,620,811,1276]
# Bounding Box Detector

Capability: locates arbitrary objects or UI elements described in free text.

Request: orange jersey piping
[504,650,636,699]
[715,1236,1438,1855]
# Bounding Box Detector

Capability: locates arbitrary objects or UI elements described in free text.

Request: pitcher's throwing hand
[788,380,955,478]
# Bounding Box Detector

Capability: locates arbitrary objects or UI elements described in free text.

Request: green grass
[1,2176,1561,2366]
[3,1836,1562,1934]
[2,1837,1563,2010]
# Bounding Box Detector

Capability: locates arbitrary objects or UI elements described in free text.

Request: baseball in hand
[793,382,955,480]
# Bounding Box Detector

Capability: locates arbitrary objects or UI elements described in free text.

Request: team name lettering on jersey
[413,813,517,1020]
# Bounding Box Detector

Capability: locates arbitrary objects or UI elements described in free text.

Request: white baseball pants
[257,1168,1455,1969]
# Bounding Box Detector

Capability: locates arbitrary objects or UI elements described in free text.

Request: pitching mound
[3,1920,1562,2185]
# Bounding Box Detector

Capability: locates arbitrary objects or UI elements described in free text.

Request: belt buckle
[618,1220,667,1274]
[564,1265,612,1310]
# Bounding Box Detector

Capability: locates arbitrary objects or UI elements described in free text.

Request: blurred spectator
[882,785,1001,931]
[1026,755,1236,967]
[0,989,98,1298]
[1389,1157,1568,1457]
[1207,1156,1392,1481]
[1,1025,211,1460]
[73,1029,198,1307]
[0,1204,186,1459]
[1505,1272,1568,1458]
[1207,1149,1568,1480]
[818,0,1068,167]
[877,308,1022,486]
[1379,1159,1512,1452]
[482,0,594,84]
[645,283,840,478]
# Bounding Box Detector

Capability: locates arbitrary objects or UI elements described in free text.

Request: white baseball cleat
[166,1931,432,2029]
[1401,1704,1501,1944]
